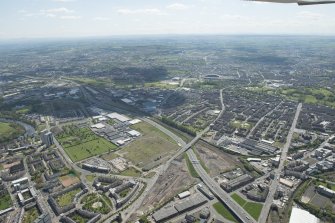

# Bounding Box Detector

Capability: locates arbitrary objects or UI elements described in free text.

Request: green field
[231,193,247,206]
[213,202,238,223]
[119,167,142,177]
[0,122,25,142]
[316,181,335,191]
[248,86,335,108]
[81,193,111,214]
[231,193,263,221]
[144,81,179,89]
[70,213,90,223]
[64,139,117,162]
[244,202,263,220]
[57,126,117,162]
[121,122,179,168]
[56,188,81,207]
[0,193,12,210]
[144,172,157,178]
[230,121,252,130]
[23,206,41,223]
[86,175,96,182]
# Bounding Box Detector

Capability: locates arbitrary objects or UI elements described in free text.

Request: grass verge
[231,193,263,221]
[213,202,238,223]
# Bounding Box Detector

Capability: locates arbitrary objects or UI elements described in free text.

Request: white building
[107,113,130,122]
[40,130,54,147]
[178,191,191,199]
[128,130,141,137]
[271,156,280,167]
[91,123,105,129]
[289,207,319,223]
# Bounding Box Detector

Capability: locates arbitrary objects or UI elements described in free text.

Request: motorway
[187,149,256,223]
[145,88,257,223]
[76,85,259,223]
[121,119,210,222]
[122,89,225,221]
[258,103,302,223]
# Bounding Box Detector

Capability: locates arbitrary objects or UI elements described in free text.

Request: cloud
[93,17,111,21]
[117,8,165,15]
[21,7,79,19]
[41,8,75,14]
[166,3,190,10]
[52,0,76,2]
[297,11,323,20]
[60,15,81,20]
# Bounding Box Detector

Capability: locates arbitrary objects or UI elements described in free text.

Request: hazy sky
[1,0,335,39]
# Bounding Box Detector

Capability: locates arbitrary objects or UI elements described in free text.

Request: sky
[0,0,335,39]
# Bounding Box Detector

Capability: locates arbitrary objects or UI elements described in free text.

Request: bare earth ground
[138,157,198,213]
[59,175,80,187]
[194,140,240,177]
[266,210,281,223]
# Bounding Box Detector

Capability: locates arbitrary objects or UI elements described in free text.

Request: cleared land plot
[268,210,281,223]
[101,152,119,161]
[301,184,315,203]
[0,193,12,210]
[0,122,25,142]
[57,126,117,162]
[121,122,179,168]
[59,174,80,187]
[213,202,238,223]
[56,188,81,208]
[310,193,335,211]
[139,159,197,212]
[144,172,156,178]
[194,141,239,177]
[23,206,41,223]
[192,148,209,173]
[231,193,263,221]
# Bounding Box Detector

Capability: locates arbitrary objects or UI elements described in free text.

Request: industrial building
[220,174,254,192]
[279,178,294,188]
[197,184,214,200]
[152,206,178,223]
[178,191,191,199]
[107,113,130,122]
[239,139,279,156]
[152,194,207,222]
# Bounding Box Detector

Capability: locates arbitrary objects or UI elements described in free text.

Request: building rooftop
[107,113,130,122]
[152,206,178,222]
[289,207,319,223]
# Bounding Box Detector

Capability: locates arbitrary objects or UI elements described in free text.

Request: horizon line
[1,33,335,43]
